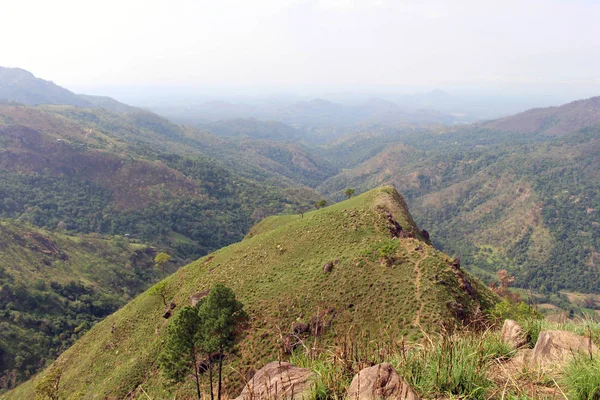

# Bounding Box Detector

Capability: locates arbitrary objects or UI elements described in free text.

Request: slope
[0,67,90,107]
[0,105,322,259]
[3,187,496,399]
[318,97,600,294]
[0,220,167,390]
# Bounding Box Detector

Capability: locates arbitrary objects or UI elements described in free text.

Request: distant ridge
[484,95,600,135]
[0,66,136,112]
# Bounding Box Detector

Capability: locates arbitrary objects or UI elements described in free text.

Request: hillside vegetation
[0,221,167,390]
[3,187,496,399]
[0,104,323,260]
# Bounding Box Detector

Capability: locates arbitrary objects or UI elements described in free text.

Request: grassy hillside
[0,220,172,390]
[3,187,496,399]
[318,98,600,295]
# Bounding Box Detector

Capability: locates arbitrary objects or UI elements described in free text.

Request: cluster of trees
[0,275,121,387]
[159,284,246,400]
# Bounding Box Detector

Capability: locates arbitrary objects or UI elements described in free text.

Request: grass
[562,354,600,400]
[287,327,523,400]
[520,316,600,348]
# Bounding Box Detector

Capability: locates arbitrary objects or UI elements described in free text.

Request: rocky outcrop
[501,319,528,349]
[347,363,419,400]
[531,330,598,367]
[234,362,313,400]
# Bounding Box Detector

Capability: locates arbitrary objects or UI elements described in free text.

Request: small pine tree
[158,305,204,399]
[158,284,245,400]
[197,284,246,400]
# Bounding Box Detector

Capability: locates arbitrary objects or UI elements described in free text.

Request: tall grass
[562,354,600,400]
[392,330,512,399]
[289,328,514,399]
[521,315,600,348]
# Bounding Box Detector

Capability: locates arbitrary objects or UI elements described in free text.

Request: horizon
[2,0,600,106]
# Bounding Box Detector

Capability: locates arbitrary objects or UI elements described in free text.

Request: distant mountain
[151,96,458,137]
[0,67,90,106]
[0,67,136,113]
[201,118,303,141]
[484,95,600,135]
[77,94,139,113]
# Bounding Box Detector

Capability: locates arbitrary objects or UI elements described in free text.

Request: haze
[2,0,600,103]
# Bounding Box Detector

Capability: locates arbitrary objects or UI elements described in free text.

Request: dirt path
[413,252,428,326]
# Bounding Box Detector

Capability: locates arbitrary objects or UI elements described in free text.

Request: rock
[234,361,314,400]
[189,290,209,306]
[323,259,340,273]
[531,330,598,367]
[502,348,533,374]
[347,363,419,400]
[501,319,528,349]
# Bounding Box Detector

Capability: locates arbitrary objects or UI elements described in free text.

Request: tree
[158,305,204,399]
[314,199,327,209]
[344,188,355,199]
[298,205,309,218]
[155,252,172,275]
[158,284,245,400]
[149,281,169,307]
[197,284,246,400]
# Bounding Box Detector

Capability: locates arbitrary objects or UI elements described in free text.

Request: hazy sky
[2,0,600,96]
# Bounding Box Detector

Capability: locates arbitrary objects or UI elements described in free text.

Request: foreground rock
[532,330,598,367]
[234,361,314,400]
[501,319,528,349]
[347,363,419,400]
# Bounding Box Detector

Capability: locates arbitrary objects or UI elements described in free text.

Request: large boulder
[234,361,314,400]
[347,363,419,400]
[501,319,528,349]
[531,330,598,367]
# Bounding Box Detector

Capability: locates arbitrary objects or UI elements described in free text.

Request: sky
[2,0,600,99]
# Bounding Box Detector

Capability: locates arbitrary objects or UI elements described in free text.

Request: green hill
[0,221,171,390]
[2,187,496,399]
